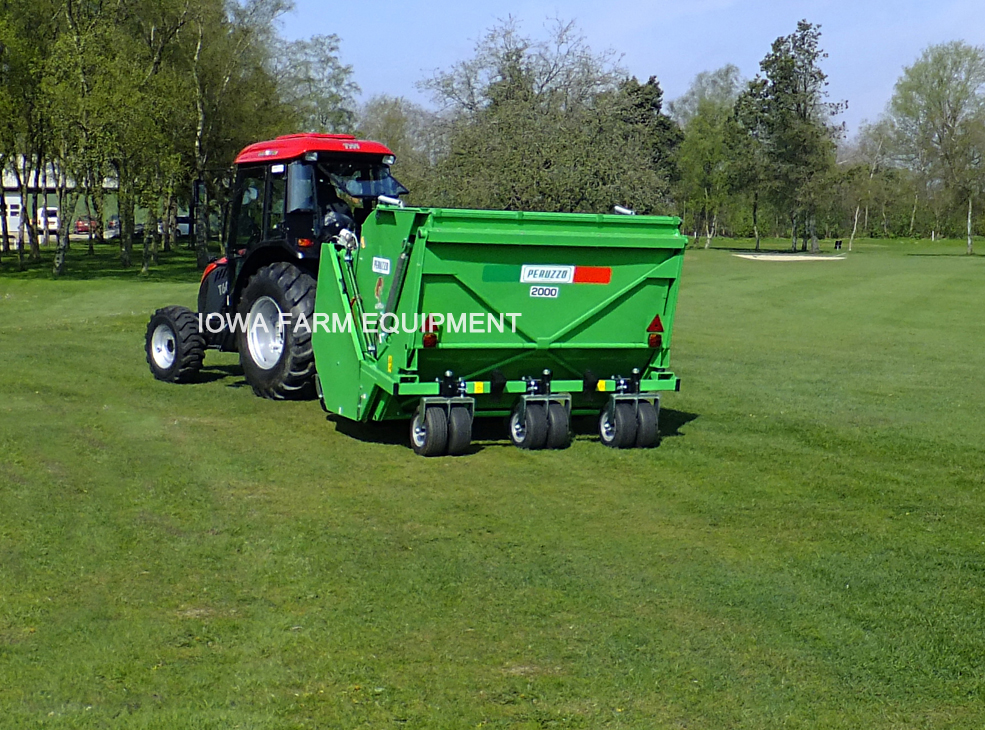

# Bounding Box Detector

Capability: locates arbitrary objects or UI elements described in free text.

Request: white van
[37,207,59,233]
[3,199,22,236]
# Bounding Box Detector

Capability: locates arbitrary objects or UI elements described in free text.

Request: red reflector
[422,316,439,333]
[646,315,665,333]
[298,238,314,247]
[422,333,438,348]
[648,332,663,348]
[573,266,612,284]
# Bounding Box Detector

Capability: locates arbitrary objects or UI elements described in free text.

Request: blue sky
[281,0,985,137]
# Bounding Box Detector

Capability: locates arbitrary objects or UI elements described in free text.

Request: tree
[888,41,985,254]
[735,20,844,252]
[421,18,680,214]
[669,64,743,128]
[357,95,440,204]
[279,34,359,133]
[672,66,744,246]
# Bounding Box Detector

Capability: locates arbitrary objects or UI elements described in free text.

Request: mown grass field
[1,237,984,728]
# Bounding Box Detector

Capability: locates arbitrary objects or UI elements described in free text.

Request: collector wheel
[410,405,448,457]
[546,402,572,450]
[509,402,549,450]
[635,401,659,448]
[446,406,473,456]
[599,402,638,449]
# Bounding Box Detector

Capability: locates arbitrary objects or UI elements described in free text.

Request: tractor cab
[227,133,406,268]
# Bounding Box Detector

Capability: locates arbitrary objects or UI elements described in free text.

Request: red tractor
[145,133,406,397]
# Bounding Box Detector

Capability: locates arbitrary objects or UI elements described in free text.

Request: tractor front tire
[145,306,205,383]
[237,262,317,400]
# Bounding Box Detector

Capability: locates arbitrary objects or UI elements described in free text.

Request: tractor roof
[234,133,394,165]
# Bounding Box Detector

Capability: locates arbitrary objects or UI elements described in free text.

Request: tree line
[0,0,358,274]
[2,9,983,277]
[372,19,985,255]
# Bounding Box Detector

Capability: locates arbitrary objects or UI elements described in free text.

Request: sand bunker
[733,253,846,261]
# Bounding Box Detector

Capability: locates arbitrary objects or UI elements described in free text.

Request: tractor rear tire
[145,306,205,383]
[237,262,317,400]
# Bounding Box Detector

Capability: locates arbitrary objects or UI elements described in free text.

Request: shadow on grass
[658,407,700,437]
[906,252,985,257]
[198,363,244,385]
[0,239,211,282]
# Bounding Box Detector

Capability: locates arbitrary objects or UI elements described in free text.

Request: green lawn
[1,238,984,728]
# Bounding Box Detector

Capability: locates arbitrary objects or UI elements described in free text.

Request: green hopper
[312,205,686,455]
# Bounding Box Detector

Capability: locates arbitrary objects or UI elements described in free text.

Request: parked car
[36,207,58,233]
[158,216,191,237]
[105,215,147,238]
[74,216,100,234]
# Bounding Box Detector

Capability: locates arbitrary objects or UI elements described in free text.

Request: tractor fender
[198,257,235,351]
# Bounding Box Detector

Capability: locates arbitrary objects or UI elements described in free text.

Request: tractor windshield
[319,161,408,200]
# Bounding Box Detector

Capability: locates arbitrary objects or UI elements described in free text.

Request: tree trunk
[28,160,41,262]
[809,214,819,254]
[968,195,974,256]
[849,204,860,252]
[790,212,798,252]
[909,193,917,238]
[53,170,70,276]
[85,194,95,254]
[162,190,173,252]
[92,181,106,247]
[118,170,134,268]
[195,181,210,265]
[41,157,52,250]
[13,167,26,270]
[753,192,760,251]
[0,191,8,261]
[863,204,869,236]
[141,200,161,274]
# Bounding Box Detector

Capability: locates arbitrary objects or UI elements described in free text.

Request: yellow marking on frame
[597,380,608,392]
[474,381,485,394]
[387,355,393,373]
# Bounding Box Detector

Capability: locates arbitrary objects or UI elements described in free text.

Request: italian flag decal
[482,264,612,284]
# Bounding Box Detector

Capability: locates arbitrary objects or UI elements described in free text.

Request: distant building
[2,162,116,236]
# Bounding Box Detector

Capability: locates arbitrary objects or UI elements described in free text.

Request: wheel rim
[150,324,177,369]
[412,411,427,448]
[600,411,616,442]
[247,296,285,370]
[510,411,526,442]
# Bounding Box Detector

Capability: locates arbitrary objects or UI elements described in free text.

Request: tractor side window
[234,171,265,248]
[287,162,316,213]
[268,174,286,239]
